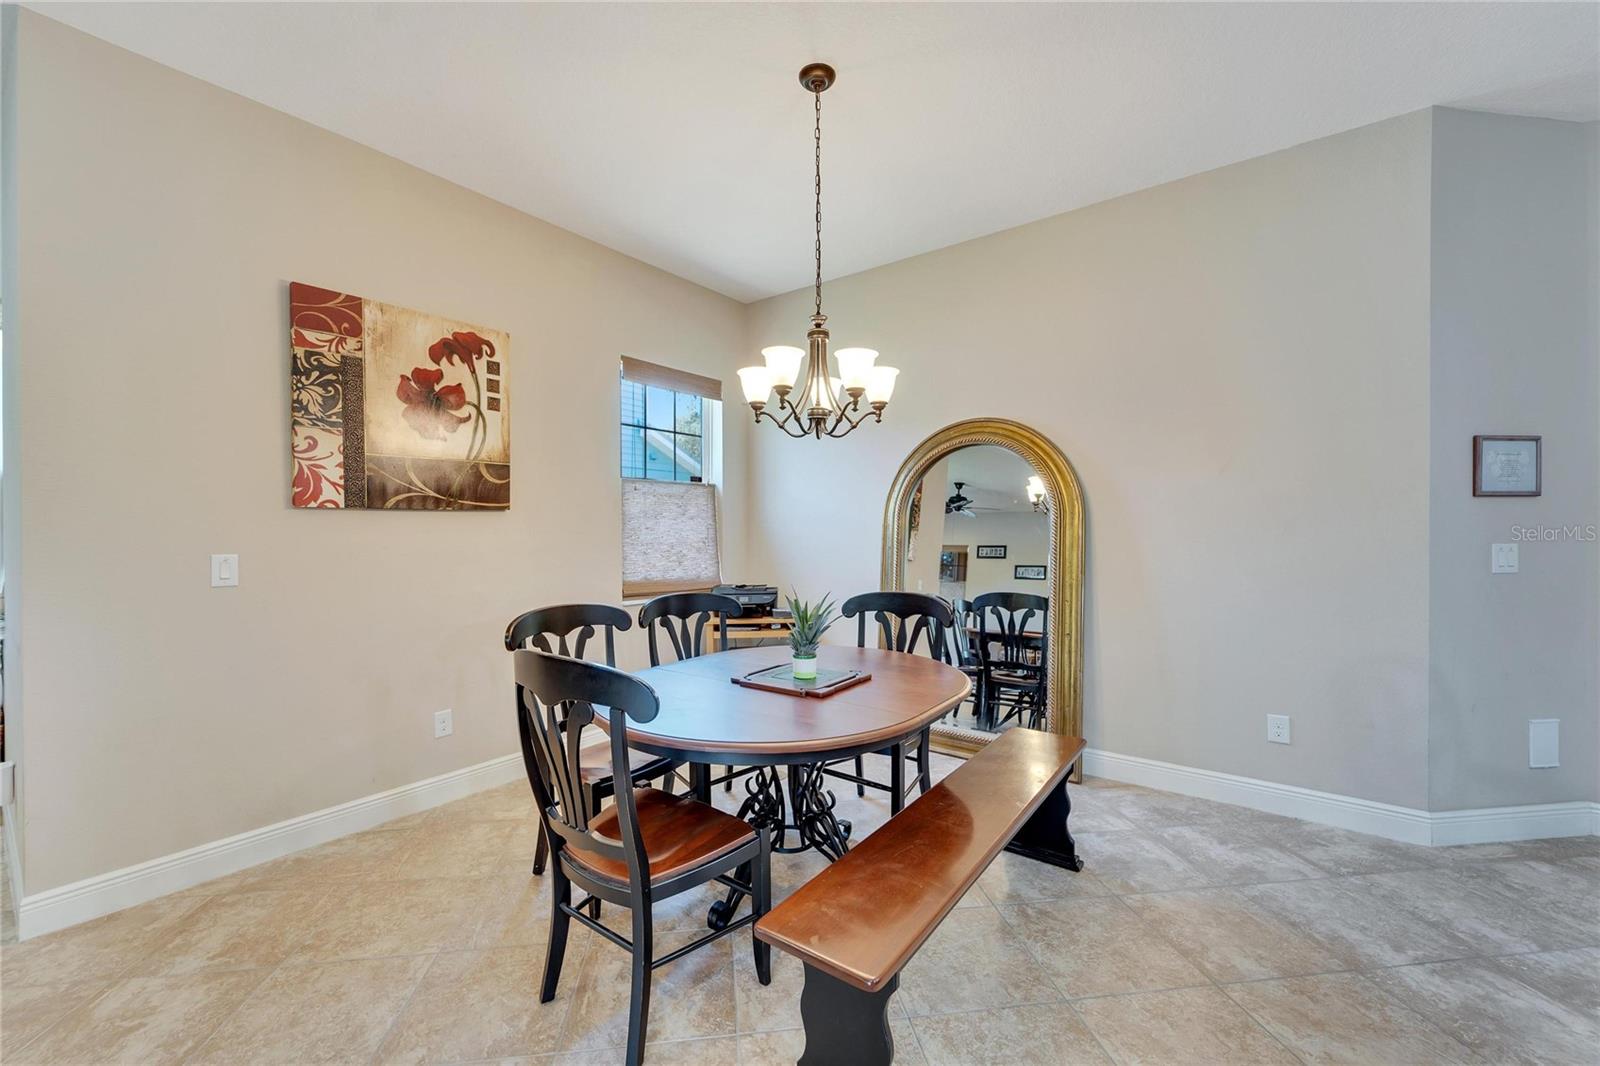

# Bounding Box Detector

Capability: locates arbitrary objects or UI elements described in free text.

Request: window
[620,379,703,482]
[619,357,724,598]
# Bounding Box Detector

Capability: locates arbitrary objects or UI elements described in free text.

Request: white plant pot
[791,654,818,680]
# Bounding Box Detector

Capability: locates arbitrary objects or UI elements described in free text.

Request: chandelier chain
[814,88,823,320]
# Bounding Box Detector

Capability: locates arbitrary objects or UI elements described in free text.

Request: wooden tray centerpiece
[732,662,872,699]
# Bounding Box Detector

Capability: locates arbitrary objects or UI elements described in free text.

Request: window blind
[621,479,721,598]
[620,356,723,401]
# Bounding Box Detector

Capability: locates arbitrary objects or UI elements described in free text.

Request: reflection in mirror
[902,445,1050,734]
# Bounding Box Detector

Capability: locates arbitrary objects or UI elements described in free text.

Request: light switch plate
[1491,543,1519,574]
[210,554,239,588]
[1529,718,1559,768]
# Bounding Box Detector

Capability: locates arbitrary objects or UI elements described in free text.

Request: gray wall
[1428,109,1600,809]
[745,108,1600,812]
[745,112,1438,809]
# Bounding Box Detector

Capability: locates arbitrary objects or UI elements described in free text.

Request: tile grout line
[362,949,442,1064]
[1062,997,1125,1064]
[7,892,215,1058]
[177,958,290,1065]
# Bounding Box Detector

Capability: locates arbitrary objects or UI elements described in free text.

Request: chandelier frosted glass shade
[834,347,878,391]
[760,346,805,389]
[738,366,775,405]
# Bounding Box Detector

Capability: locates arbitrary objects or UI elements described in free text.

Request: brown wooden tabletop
[595,645,970,765]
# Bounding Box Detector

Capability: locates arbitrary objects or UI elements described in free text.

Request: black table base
[701,762,854,930]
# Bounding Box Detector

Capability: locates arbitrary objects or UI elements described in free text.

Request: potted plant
[786,591,837,680]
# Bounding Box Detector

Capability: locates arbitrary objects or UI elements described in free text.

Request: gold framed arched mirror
[881,419,1085,766]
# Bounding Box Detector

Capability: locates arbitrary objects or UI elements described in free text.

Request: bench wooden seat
[755,728,1087,1065]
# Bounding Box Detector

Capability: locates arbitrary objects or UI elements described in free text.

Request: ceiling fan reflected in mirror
[944,483,976,518]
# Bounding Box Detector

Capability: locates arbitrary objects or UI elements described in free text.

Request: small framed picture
[976,545,1007,559]
[1474,436,1541,497]
[1014,564,1047,581]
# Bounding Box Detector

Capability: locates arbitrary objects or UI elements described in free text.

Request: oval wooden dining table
[592,644,969,922]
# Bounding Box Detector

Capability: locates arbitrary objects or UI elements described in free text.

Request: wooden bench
[755,728,1087,1065]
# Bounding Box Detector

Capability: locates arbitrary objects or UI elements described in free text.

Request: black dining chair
[947,597,984,726]
[972,591,1049,730]
[822,591,954,813]
[515,649,770,1066]
[504,604,679,878]
[638,592,749,794]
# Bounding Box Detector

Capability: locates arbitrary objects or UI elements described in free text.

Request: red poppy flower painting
[428,331,496,368]
[289,281,510,511]
[396,367,472,440]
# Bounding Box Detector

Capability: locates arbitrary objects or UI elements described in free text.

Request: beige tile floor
[2,757,1597,1065]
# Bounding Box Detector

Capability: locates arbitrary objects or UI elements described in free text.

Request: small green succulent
[786,591,837,658]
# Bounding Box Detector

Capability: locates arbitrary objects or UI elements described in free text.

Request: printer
[712,583,779,613]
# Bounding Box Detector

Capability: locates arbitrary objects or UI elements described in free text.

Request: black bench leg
[798,965,898,1066]
[1004,773,1085,871]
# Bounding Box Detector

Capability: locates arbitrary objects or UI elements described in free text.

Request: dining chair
[823,591,954,812]
[948,597,984,725]
[504,604,679,878]
[971,591,1049,730]
[515,648,770,1066]
[637,592,741,664]
[638,592,750,794]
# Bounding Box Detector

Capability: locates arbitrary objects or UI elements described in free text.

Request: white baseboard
[1427,801,1600,846]
[1083,748,1600,847]
[3,798,22,926]
[17,746,1598,940]
[17,753,523,941]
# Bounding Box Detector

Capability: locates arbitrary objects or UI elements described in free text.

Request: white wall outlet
[210,553,239,588]
[1267,714,1292,745]
[433,709,453,739]
[1529,718,1559,768]
[1491,543,1519,574]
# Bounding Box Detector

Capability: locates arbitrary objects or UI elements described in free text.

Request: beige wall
[2,12,746,894]
[943,512,1052,599]
[1427,110,1599,809]
[746,112,1438,809]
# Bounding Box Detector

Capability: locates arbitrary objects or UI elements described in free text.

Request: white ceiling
[34,2,1600,302]
[946,445,1039,512]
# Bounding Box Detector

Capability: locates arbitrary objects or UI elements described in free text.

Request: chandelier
[737,63,899,439]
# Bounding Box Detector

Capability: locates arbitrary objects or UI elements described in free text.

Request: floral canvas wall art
[290,282,510,510]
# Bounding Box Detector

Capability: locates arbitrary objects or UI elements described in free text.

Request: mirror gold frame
[880,418,1085,766]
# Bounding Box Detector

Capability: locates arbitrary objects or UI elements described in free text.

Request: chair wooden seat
[756,729,1085,1065]
[567,787,757,885]
[577,739,675,786]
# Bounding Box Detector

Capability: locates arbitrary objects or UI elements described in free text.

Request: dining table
[593,644,970,927]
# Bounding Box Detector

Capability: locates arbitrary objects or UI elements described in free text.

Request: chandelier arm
[823,404,872,438]
[754,403,813,439]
